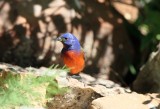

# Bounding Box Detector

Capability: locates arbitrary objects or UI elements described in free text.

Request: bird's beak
[55,37,62,42]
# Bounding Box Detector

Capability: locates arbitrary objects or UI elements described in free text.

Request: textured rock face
[0,63,129,109]
[89,93,160,109]
[48,77,97,109]
[48,86,98,109]
[48,74,128,109]
[133,51,160,93]
[0,63,160,109]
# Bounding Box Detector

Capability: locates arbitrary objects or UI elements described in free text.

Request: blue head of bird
[56,33,81,52]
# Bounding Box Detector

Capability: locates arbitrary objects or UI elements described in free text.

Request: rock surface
[133,51,160,93]
[48,75,129,109]
[89,93,160,109]
[0,63,160,109]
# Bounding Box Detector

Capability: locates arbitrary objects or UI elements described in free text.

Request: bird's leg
[67,73,82,81]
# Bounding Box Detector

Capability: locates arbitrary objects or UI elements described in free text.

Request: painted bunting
[56,33,85,77]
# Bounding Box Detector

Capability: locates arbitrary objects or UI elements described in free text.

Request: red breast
[61,50,85,74]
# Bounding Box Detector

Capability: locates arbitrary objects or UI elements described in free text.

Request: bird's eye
[62,37,68,42]
[64,37,68,40]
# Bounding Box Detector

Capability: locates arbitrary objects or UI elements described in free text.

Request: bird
[56,33,85,79]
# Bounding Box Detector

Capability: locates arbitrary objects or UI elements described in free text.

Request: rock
[48,78,100,109]
[1,63,160,109]
[0,63,129,109]
[89,93,160,109]
[133,51,160,93]
[48,75,128,109]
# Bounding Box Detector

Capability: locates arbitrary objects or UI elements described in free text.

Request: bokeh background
[0,0,159,86]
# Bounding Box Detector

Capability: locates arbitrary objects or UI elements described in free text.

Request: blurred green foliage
[135,0,160,50]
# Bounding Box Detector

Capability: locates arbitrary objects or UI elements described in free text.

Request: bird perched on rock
[56,33,85,79]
